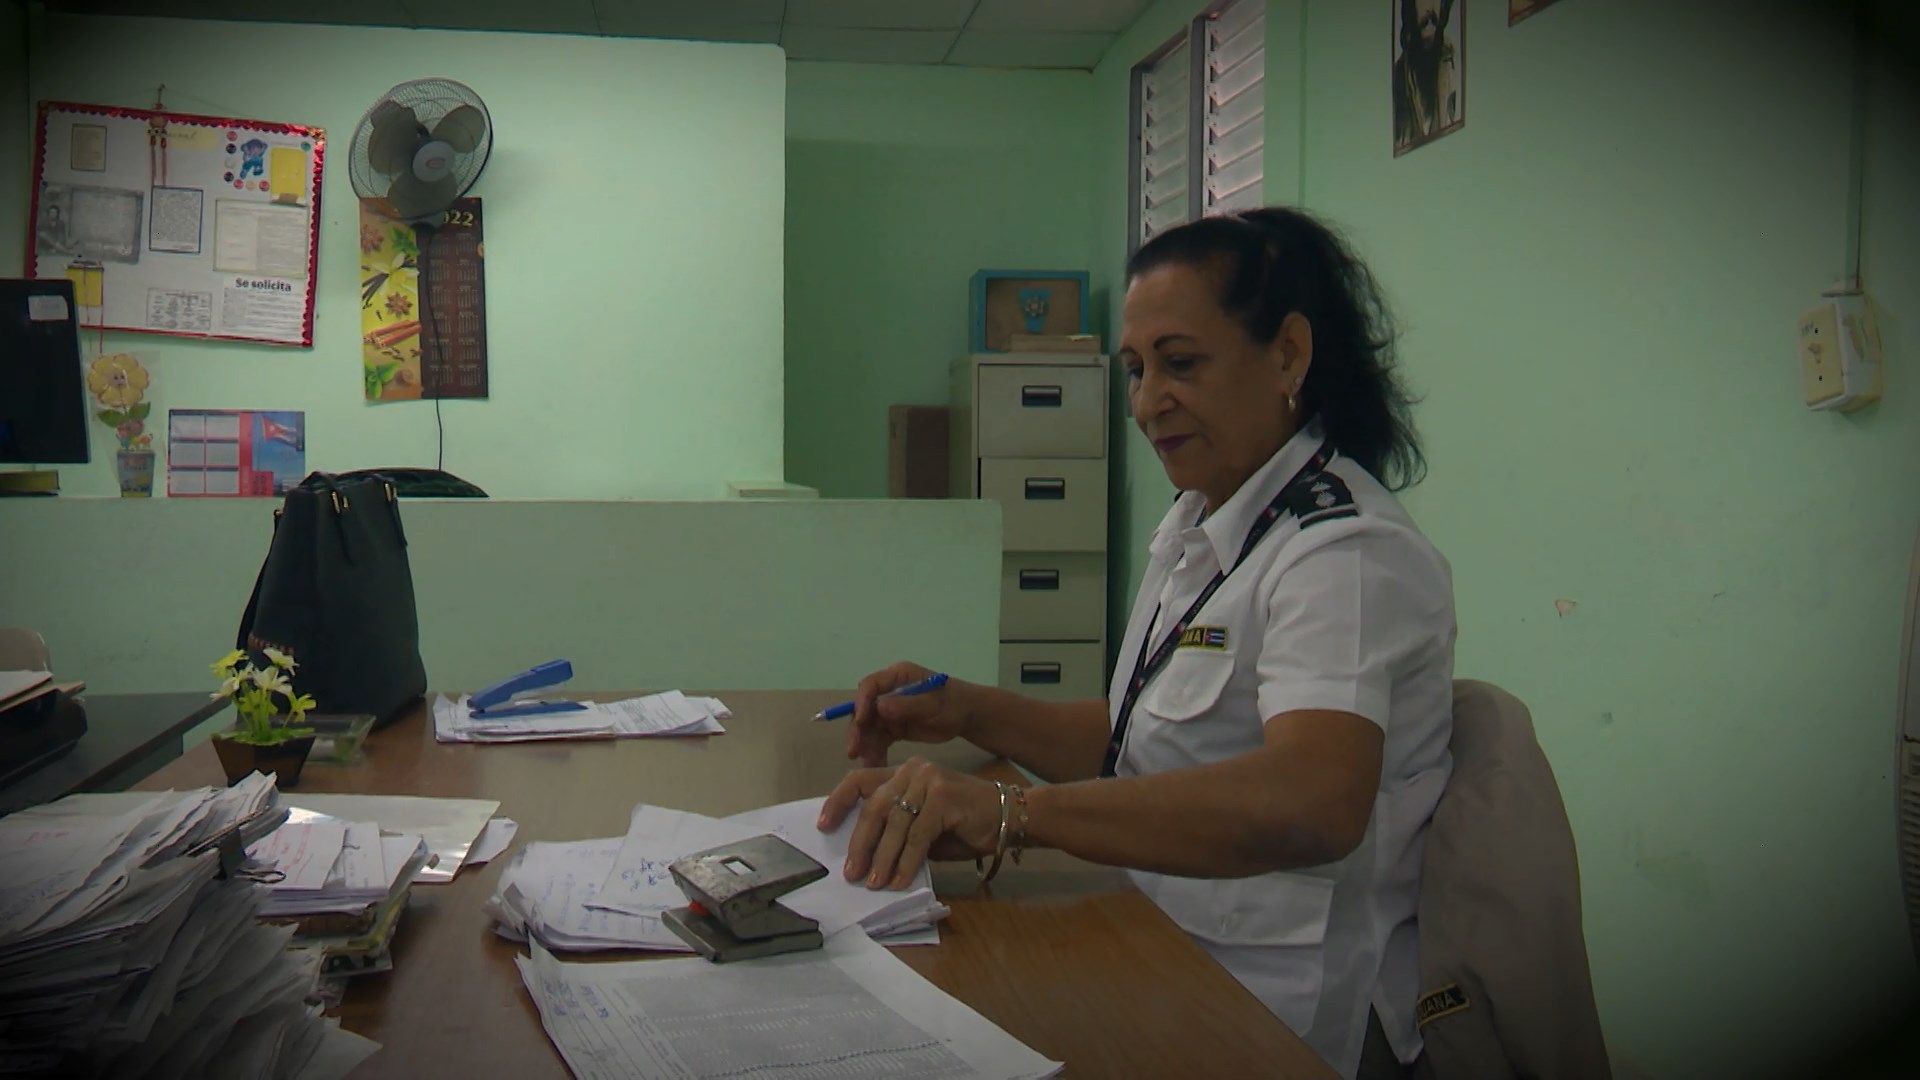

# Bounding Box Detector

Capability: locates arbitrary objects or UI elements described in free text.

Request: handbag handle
[235,509,282,651]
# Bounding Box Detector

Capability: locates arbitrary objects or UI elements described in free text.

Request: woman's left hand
[817,757,1003,890]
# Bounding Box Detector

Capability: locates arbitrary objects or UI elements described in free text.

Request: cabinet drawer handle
[1020,385,1063,408]
[1018,569,1061,591]
[1024,478,1066,500]
[1020,662,1063,684]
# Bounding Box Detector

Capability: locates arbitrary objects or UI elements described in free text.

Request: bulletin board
[25,100,326,347]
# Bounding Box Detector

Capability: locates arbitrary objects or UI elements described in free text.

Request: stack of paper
[484,797,947,953]
[432,690,729,744]
[246,821,431,920]
[281,794,501,885]
[518,930,1062,1080]
[0,774,379,1078]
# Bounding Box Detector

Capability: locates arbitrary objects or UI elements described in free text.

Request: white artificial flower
[251,667,292,695]
[263,647,298,671]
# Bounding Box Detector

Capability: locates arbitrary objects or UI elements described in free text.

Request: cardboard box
[888,406,949,499]
[1007,334,1102,354]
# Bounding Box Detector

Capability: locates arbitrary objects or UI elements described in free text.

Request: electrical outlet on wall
[1798,288,1883,412]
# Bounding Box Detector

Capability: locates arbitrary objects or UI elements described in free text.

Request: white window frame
[1129,0,1267,254]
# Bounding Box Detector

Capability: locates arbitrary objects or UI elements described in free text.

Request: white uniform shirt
[1107,419,1456,1080]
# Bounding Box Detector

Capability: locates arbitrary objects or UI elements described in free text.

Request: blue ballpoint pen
[813,672,950,721]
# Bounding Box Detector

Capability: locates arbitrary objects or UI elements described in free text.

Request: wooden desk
[1,692,227,815]
[136,691,1335,1080]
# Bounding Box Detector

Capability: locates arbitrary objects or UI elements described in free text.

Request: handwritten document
[517,931,1063,1080]
[245,822,346,891]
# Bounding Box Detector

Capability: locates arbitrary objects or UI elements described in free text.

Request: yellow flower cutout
[87,353,150,410]
[210,649,248,677]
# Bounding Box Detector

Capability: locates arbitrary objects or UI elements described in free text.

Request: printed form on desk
[486,797,946,953]
[432,691,729,744]
[518,929,1063,1080]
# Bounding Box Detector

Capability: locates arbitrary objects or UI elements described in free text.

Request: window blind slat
[1208,50,1265,109]
[1207,78,1264,138]
[1208,178,1266,216]
[1143,133,1187,178]
[1207,151,1262,204]
[1201,0,1264,216]
[1209,13,1265,73]
[1145,167,1188,203]
[1209,0,1262,43]
[1207,119,1263,170]
[1137,35,1193,245]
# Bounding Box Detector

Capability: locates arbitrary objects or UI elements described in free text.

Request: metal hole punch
[662,834,829,963]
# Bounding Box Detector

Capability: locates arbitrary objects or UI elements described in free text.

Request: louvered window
[1135,36,1190,249]
[1201,0,1265,218]
[1129,0,1267,254]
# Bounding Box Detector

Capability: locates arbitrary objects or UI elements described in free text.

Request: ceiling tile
[239,0,416,26]
[967,0,1154,34]
[594,0,786,32]
[780,25,958,64]
[401,0,599,34]
[785,0,976,30]
[944,29,1114,69]
[594,1,781,43]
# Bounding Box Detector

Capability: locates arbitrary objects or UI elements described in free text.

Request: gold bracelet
[1008,783,1029,865]
[975,780,1013,886]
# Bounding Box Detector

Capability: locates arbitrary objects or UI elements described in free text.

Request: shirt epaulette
[1284,471,1359,529]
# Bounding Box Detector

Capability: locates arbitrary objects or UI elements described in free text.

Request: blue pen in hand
[813,672,950,721]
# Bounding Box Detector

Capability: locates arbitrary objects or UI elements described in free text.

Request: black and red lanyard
[1099,440,1338,779]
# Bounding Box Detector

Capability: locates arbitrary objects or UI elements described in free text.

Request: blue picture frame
[970,269,1092,353]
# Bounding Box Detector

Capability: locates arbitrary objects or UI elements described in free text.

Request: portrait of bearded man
[1393,0,1464,154]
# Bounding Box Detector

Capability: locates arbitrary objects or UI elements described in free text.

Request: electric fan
[347,78,492,225]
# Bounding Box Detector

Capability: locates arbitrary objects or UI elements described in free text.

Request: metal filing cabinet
[951,353,1110,702]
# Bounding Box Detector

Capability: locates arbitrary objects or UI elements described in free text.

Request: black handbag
[236,471,428,728]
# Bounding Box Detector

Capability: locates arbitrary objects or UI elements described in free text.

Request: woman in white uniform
[818,207,1455,1080]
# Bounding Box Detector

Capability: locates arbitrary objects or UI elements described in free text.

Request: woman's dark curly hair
[1125,206,1427,491]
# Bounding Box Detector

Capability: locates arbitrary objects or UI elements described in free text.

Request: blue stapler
[468,660,589,720]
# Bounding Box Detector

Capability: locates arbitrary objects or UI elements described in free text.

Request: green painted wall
[20,13,786,499]
[1,3,24,274]
[783,62,1095,498]
[1,497,1002,749]
[1096,0,1920,1074]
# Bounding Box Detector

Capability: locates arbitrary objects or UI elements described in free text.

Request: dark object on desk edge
[0,690,88,792]
[238,471,429,732]
[337,467,487,498]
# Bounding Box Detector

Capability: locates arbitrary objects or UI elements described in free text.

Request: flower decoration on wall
[86,353,154,451]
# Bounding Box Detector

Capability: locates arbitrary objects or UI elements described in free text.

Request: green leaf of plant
[98,409,125,425]
[128,402,150,420]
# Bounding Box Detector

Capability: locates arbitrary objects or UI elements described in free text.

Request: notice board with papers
[25,99,326,347]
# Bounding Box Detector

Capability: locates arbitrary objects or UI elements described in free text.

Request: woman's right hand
[847,661,974,767]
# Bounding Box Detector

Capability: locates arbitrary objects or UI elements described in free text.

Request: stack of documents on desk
[281,793,501,885]
[518,930,1062,1080]
[432,690,729,743]
[0,773,379,1079]
[245,820,432,920]
[485,796,947,953]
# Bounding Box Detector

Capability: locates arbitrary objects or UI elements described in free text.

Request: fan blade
[366,101,421,176]
[432,105,487,154]
[388,170,460,222]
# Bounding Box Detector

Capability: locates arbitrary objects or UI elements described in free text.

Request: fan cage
[346,78,492,216]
